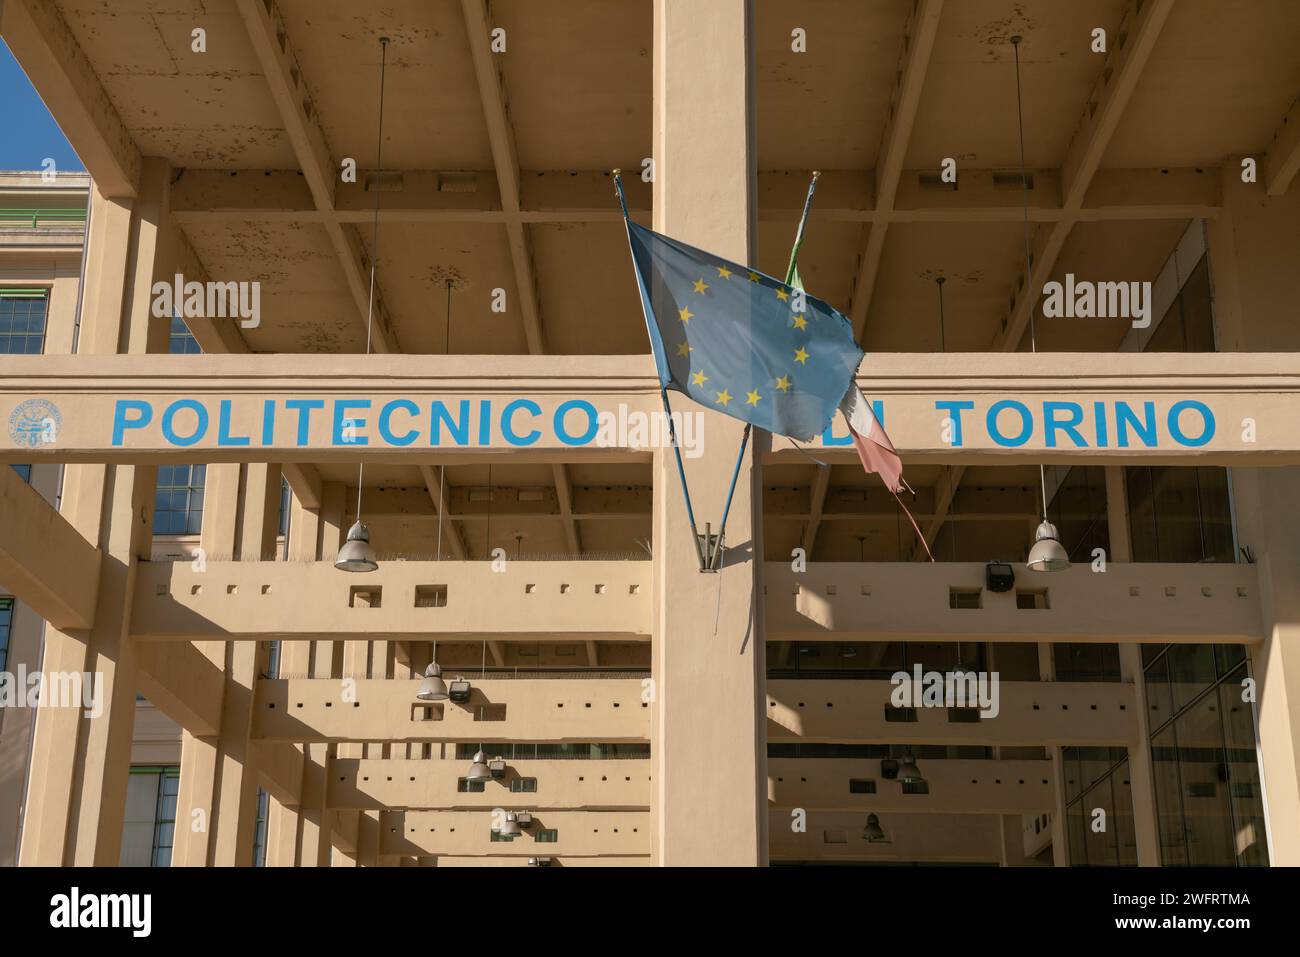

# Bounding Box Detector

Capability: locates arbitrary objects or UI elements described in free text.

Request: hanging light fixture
[466,749,492,783]
[337,37,391,574]
[952,641,978,678]
[1010,35,1070,573]
[416,661,449,701]
[862,813,886,843]
[498,812,523,838]
[897,752,924,785]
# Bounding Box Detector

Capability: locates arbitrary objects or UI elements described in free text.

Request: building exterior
[0,0,1298,867]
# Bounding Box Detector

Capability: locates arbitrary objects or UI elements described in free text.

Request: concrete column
[172,462,242,866]
[1039,643,1069,866]
[19,171,168,864]
[1205,172,1300,864]
[999,814,1027,867]
[1106,467,1161,865]
[649,0,766,866]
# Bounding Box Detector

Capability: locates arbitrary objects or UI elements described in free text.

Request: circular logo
[8,398,61,449]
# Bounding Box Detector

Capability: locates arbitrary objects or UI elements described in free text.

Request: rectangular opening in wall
[536,829,558,843]
[947,707,982,723]
[993,170,1032,190]
[1187,782,1217,799]
[822,829,848,844]
[348,586,381,608]
[474,704,507,722]
[457,778,486,793]
[411,704,444,722]
[1016,589,1049,609]
[884,706,918,723]
[510,778,538,793]
[917,171,957,192]
[950,588,982,609]
[902,780,930,795]
[489,829,514,842]
[414,585,447,608]
[848,779,877,794]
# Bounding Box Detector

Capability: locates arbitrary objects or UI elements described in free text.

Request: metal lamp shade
[898,754,923,784]
[499,813,523,837]
[416,662,449,701]
[863,814,886,842]
[335,521,378,572]
[1027,520,1071,572]
[466,749,492,782]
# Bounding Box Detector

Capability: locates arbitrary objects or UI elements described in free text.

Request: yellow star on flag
[745,389,762,407]
[678,306,693,323]
[715,388,732,406]
[693,277,709,294]
[716,265,732,279]
[791,314,808,331]
[691,370,709,387]
[793,346,810,365]
[775,375,792,392]
[748,271,761,282]
[676,341,692,357]
[775,287,789,302]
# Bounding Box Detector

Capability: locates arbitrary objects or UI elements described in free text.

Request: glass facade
[168,314,201,354]
[120,766,180,867]
[253,789,270,866]
[0,291,48,354]
[1062,747,1137,866]
[0,597,12,672]
[1125,466,1235,563]
[1144,643,1268,866]
[1047,465,1109,564]
[153,464,206,535]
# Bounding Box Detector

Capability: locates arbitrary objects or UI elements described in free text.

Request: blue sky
[0,38,84,173]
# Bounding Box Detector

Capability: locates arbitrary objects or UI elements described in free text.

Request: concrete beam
[0,462,100,629]
[0,0,141,198]
[133,641,224,738]
[766,561,1262,645]
[6,352,1300,466]
[166,166,1218,226]
[233,0,399,353]
[849,0,943,339]
[1265,95,1300,196]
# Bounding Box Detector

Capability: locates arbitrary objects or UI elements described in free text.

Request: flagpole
[614,170,708,570]
[712,172,820,570]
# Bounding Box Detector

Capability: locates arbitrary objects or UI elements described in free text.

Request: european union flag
[622,219,862,442]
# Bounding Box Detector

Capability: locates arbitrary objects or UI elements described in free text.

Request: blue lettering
[378,400,419,446]
[161,399,208,447]
[555,400,598,446]
[262,399,275,445]
[285,399,324,447]
[430,400,470,446]
[333,400,371,445]
[986,400,1032,447]
[502,399,542,446]
[935,400,975,447]
[217,399,250,446]
[112,400,152,446]
[1168,400,1215,447]
[1043,401,1085,448]
[1115,401,1157,448]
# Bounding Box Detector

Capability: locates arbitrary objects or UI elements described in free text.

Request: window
[457,778,486,793]
[510,778,538,793]
[0,290,48,354]
[535,829,558,843]
[489,829,515,842]
[1054,643,1121,682]
[252,789,270,866]
[0,598,12,672]
[1126,466,1234,564]
[121,766,179,867]
[168,314,201,354]
[154,464,206,535]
